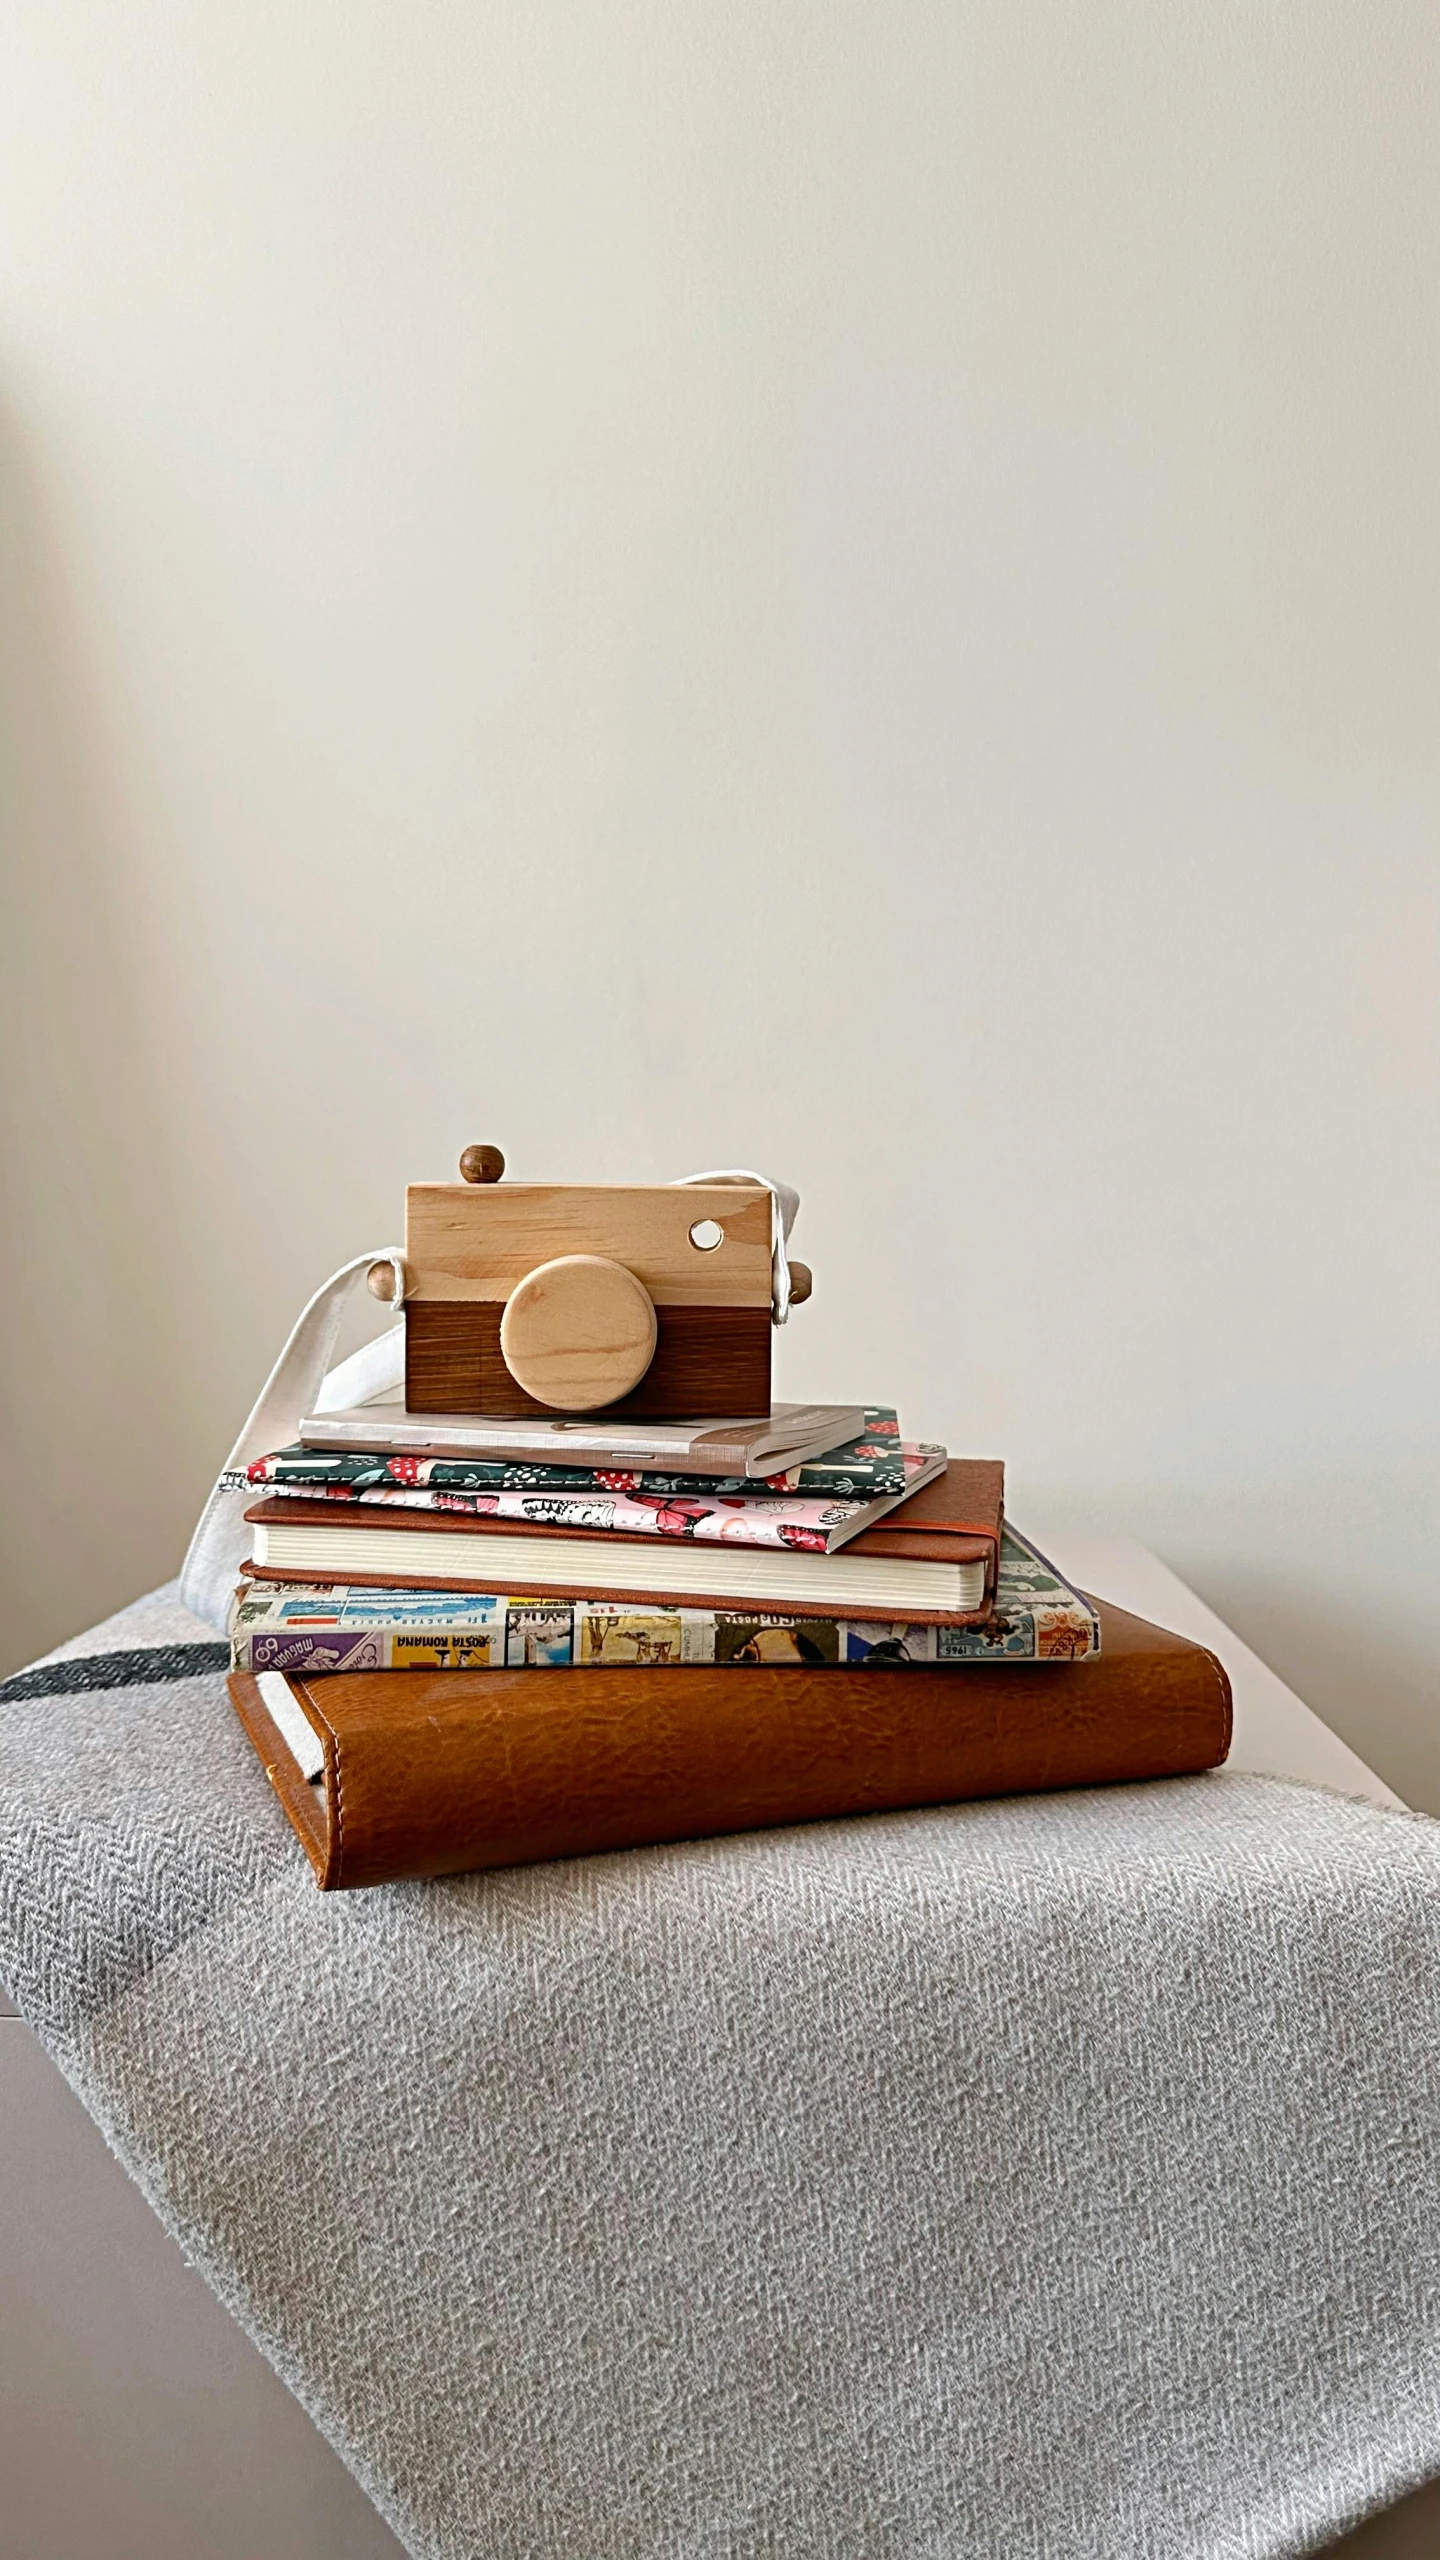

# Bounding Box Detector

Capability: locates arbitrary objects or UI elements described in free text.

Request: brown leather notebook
[242,1458,1005,1628]
[228,1596,1231,1891]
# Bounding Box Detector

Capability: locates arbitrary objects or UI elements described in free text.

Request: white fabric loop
[673,1170,800,1324]
[178,1253,405,1630]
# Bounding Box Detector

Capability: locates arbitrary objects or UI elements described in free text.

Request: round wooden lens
[498,1255,658,1410]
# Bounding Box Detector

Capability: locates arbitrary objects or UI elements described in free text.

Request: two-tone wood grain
[401,1178,776,1415]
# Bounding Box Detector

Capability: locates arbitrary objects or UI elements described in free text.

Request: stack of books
[226,1399,1231,1889]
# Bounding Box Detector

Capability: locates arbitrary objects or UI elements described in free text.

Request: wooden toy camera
[369,1147,811,1419]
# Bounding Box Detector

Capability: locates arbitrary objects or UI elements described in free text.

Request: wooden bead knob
[367,1258,406,1303]
[788,1261,813,1305]
[459,1143,505,1184]
[499,1255,657,1411]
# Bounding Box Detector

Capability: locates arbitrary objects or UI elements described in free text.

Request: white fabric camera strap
[178,1252,405,1630]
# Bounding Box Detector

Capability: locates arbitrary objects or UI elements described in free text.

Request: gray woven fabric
[3,1586,1439,2559]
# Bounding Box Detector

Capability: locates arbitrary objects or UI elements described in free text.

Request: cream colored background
[1,5,1436,1808]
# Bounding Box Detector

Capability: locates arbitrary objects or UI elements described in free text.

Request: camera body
[374,1151,801,1418]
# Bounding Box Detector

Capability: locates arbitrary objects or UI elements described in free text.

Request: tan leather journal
[228,1597,1232,1891]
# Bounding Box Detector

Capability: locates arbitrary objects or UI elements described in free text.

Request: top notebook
[298,1402,868,1480]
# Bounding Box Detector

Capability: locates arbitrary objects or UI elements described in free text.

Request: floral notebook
[237,1408,934,1502]
[240,1431,946,1556]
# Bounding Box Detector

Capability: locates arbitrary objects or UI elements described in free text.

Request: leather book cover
[228,1595,1231,1892]
[242,1459,1004,1628]
[843,1458,1001,1563]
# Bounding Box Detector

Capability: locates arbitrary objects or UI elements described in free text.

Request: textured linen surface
[2,1587,1439,2560]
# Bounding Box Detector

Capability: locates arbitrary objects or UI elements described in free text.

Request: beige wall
[1,5,1435,1807]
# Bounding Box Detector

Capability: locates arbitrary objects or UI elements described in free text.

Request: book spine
[229,1587,1096,1673]
[240,1458,914,1498]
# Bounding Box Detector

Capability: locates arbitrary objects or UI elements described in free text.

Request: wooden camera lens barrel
[498,1255,658,1410]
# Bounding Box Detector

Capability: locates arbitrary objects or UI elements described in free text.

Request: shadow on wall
[1200,1569,1440,1821]
[0,405,201,1674]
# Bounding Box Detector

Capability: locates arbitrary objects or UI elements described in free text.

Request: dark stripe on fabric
[0,1643,230,1703]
